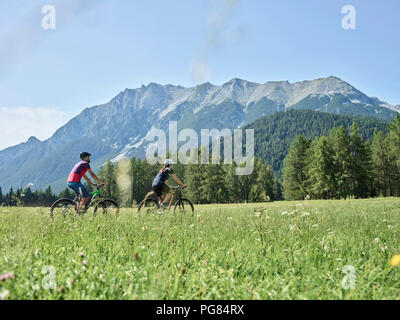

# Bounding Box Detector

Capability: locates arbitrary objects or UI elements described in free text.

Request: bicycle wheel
[50,198,76,218]
[137,198,161,214]
[174,198,194,214]
[94,199,119,215]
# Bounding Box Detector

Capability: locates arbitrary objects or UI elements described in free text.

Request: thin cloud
[189,0,242,83]
[0,106,71,150]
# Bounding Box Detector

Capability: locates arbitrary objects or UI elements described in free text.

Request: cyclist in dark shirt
[152,159,185,208]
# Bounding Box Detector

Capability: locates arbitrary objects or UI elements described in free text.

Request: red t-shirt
[67,161,91,182]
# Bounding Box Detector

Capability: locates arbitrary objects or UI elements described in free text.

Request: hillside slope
[245,110,389,177]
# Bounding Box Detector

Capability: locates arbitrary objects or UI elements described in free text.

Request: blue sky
[0,0,399,149]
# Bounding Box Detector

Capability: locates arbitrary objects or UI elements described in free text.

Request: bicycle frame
[73,187,102,210]
[167,192,176,209]
[159,186,181,209]
[139,185,192,214]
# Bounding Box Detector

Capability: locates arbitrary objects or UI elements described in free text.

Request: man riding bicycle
[152,159,186,208]
[67,152,104,213]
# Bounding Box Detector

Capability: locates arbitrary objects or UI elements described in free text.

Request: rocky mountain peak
[27,136,40,143]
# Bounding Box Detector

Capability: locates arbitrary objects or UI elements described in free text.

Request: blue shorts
[67,182,90,199]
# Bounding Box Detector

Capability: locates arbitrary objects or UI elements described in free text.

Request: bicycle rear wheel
[138,198,161,214]
[94,199,119,215]
[50,198,76,218]
[174,198,194,214]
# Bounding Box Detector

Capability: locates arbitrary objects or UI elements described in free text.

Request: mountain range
[0,76,398,193]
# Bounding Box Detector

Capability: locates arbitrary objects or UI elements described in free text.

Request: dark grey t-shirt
[152,167,174,188]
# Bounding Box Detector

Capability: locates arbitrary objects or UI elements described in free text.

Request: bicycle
[50,184,119,218]
[137,186,194,214]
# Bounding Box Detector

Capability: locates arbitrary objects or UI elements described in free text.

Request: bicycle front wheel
[50,198,76,218]
[174,198,194,214]
[94,199,119,215]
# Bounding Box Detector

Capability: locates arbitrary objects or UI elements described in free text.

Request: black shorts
[153,183,170,198]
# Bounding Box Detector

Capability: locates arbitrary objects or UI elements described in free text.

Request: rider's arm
[83,174,96,186]
[87,169,103,185]
[171,174,185,188]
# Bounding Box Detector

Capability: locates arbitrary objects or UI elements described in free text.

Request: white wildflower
[0,290,10,300]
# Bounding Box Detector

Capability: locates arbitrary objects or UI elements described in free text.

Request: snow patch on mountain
[111,152,128,163]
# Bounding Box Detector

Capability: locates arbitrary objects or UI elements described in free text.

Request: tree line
[0,155,279,207]
[94,155,279,206]
[0,186,58,207]
[1,113,398,206]
[282,114,400,200]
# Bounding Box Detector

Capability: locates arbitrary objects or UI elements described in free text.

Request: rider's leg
[76,182,90,212]
[78,196,90,212]
[162,189,173,205]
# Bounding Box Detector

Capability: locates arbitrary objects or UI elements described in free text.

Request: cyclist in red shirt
[67,152,104,213]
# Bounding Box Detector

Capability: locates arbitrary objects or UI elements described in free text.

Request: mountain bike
[50,184,119,218]
[137,186,194,214]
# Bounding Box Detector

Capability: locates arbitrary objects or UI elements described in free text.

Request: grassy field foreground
[1,198,400,299]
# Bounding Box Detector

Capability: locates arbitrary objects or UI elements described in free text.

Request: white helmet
[164,159,174,166]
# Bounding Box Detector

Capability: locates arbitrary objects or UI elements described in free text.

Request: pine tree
[184,162,206,204]
[386,114,400,196]
[307,136,335,199]
[226,161,241,202]
[248,158,275,202]
[44,186,56,205]
[23,187,34,206]
[371,130,389,196]
[237,171,253,202]
[98,161,119,201]
[349,123,373,198]
[200,163,229,203]
[282,135,311,200]
[329,126,352,199]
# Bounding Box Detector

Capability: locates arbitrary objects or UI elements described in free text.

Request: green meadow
[1,198,400,300]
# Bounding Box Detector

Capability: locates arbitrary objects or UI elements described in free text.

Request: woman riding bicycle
[152,159,186,208]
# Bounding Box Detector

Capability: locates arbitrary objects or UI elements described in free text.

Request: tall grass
[1,198,400,299]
